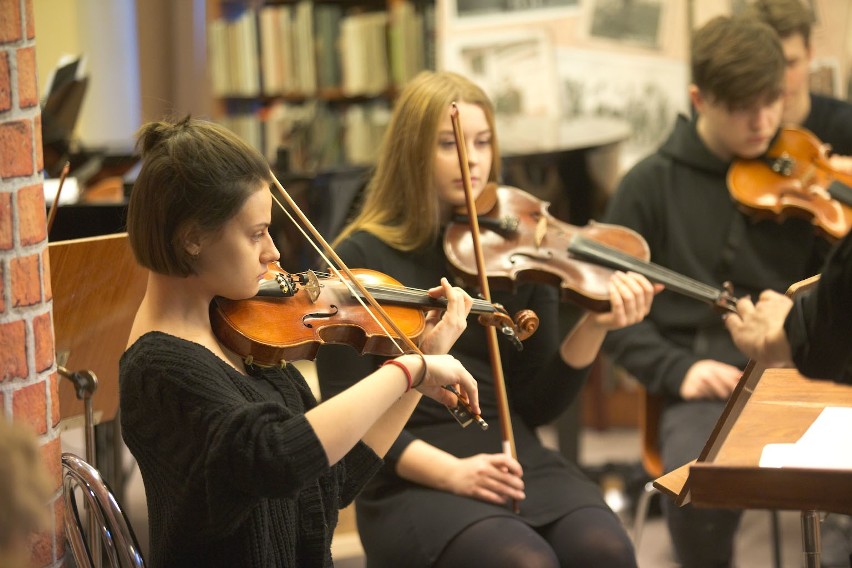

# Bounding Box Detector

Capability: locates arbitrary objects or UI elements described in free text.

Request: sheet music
[760,407,852,469]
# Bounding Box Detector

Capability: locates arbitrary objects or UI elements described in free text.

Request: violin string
[306,271,495,311]
[270,192,407,355]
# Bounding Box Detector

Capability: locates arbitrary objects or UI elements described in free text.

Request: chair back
[62,452,145,567]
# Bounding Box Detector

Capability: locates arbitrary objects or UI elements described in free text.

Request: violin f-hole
[302,305,339,328]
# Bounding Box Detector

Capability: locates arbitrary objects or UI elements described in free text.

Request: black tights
[433,507,637,568]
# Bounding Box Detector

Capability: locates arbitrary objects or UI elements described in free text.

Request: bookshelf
[205,0,435,173]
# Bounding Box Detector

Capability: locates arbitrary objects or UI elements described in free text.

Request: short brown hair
[127,116,271,276]
[743,0,812,47]
[691,15,785,109]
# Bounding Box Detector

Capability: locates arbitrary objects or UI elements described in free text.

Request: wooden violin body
[728,126,852,241]
[211,263,537,367]
[444,184,737,314]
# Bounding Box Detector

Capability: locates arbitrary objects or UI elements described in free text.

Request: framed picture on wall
[443,30,560,118]
[449,0,579,26]
[586,0,667,50]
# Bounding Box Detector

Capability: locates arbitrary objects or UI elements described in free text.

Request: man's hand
[679,359,742,400]
[724,290,794,367]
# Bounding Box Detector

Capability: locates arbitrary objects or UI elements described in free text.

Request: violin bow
[450,103,520,512]
[46,161,71,235]
[268,172,487,430]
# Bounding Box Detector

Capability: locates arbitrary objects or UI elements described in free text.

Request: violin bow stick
[46,161,71,235]
[268,172,487,430]
[450,104,520,512]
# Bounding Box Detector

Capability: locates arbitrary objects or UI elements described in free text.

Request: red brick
[17,183,45,245]
[0,120,34,178]
[0,319,27,380]
[17,46,37,108]
[11,253,40,306]
[34,113,42,170]
[33,311,53,371]
[0,0,22,43]
[53,493,65,560]
[0,51,10,112]
[25,0,34,40]
[49,371,60,427]
[30,436,63,566]
[40,435,62,493]
[13,381,47,434]
[0,191,11,249]
[0,261,4,313]
[41,248,51,301]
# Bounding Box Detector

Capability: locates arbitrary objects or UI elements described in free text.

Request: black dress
[316,231,610,568]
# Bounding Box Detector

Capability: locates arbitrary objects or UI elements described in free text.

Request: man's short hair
[691,15,785,109]
[743,0,812,47]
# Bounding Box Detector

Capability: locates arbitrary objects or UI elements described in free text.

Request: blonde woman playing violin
[317,71,656,568]
[120,116,480,568]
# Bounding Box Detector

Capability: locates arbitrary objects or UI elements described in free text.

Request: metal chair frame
[62,452,145,568]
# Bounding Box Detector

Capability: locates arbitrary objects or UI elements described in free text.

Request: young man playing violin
[743,0,852,170]
[602,16,831,568]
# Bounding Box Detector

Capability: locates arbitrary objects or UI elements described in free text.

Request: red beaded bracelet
[382,359,413,392]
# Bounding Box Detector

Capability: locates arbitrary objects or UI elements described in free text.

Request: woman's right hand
[446,453,525,505]
[396,353,479,414]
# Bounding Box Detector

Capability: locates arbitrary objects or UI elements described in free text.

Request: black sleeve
[601,163,700,396]
[314,237,418,463]
[784,230,852,382]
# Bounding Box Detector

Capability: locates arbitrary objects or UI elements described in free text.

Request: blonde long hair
[335,71,500,251]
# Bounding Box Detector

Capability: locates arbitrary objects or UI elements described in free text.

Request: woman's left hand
[590,271,659,331]
[418,277,473,355]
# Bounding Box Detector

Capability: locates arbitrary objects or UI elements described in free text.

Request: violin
[727,125,852,241]
[210,262,539,368]
[444,184,737,314]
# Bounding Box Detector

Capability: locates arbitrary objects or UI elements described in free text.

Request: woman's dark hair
[126,116,271,276]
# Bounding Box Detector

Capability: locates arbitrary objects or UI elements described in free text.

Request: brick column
[0,0,65,566]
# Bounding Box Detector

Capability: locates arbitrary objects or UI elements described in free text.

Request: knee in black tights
[434,517,559,568]
[540,507,637,568]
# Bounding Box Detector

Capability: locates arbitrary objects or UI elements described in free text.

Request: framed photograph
[587,0,666,50]
[448,0,579,26]
[443,30,560,118]
[556,47,689,167]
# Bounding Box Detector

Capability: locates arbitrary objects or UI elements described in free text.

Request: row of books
[208,1,434,99]
[219,100,392,172]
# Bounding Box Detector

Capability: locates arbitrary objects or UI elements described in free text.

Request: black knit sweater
[119,332,383,567]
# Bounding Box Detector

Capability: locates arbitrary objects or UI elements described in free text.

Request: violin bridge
[302,270,321,303]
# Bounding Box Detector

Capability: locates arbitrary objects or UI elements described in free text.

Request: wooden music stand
[653,275,852,567]
[50,233,146,431]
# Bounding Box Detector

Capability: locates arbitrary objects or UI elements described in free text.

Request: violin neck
[828,179,852,207]
[568,235,735,312]
[358,286,497,316]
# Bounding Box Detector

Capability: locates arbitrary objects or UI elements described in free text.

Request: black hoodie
[602,114,829,397]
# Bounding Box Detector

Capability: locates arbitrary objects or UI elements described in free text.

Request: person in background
[602,16,829,568]
[0,419,52,568]
[743,0,852,169]
[119,116,480,568]
[317,70,658,568]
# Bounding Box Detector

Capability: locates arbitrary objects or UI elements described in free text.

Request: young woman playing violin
[119,117,480,568]
[316,71,657,568]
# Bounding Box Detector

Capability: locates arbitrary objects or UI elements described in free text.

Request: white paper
[759,407,852,470]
